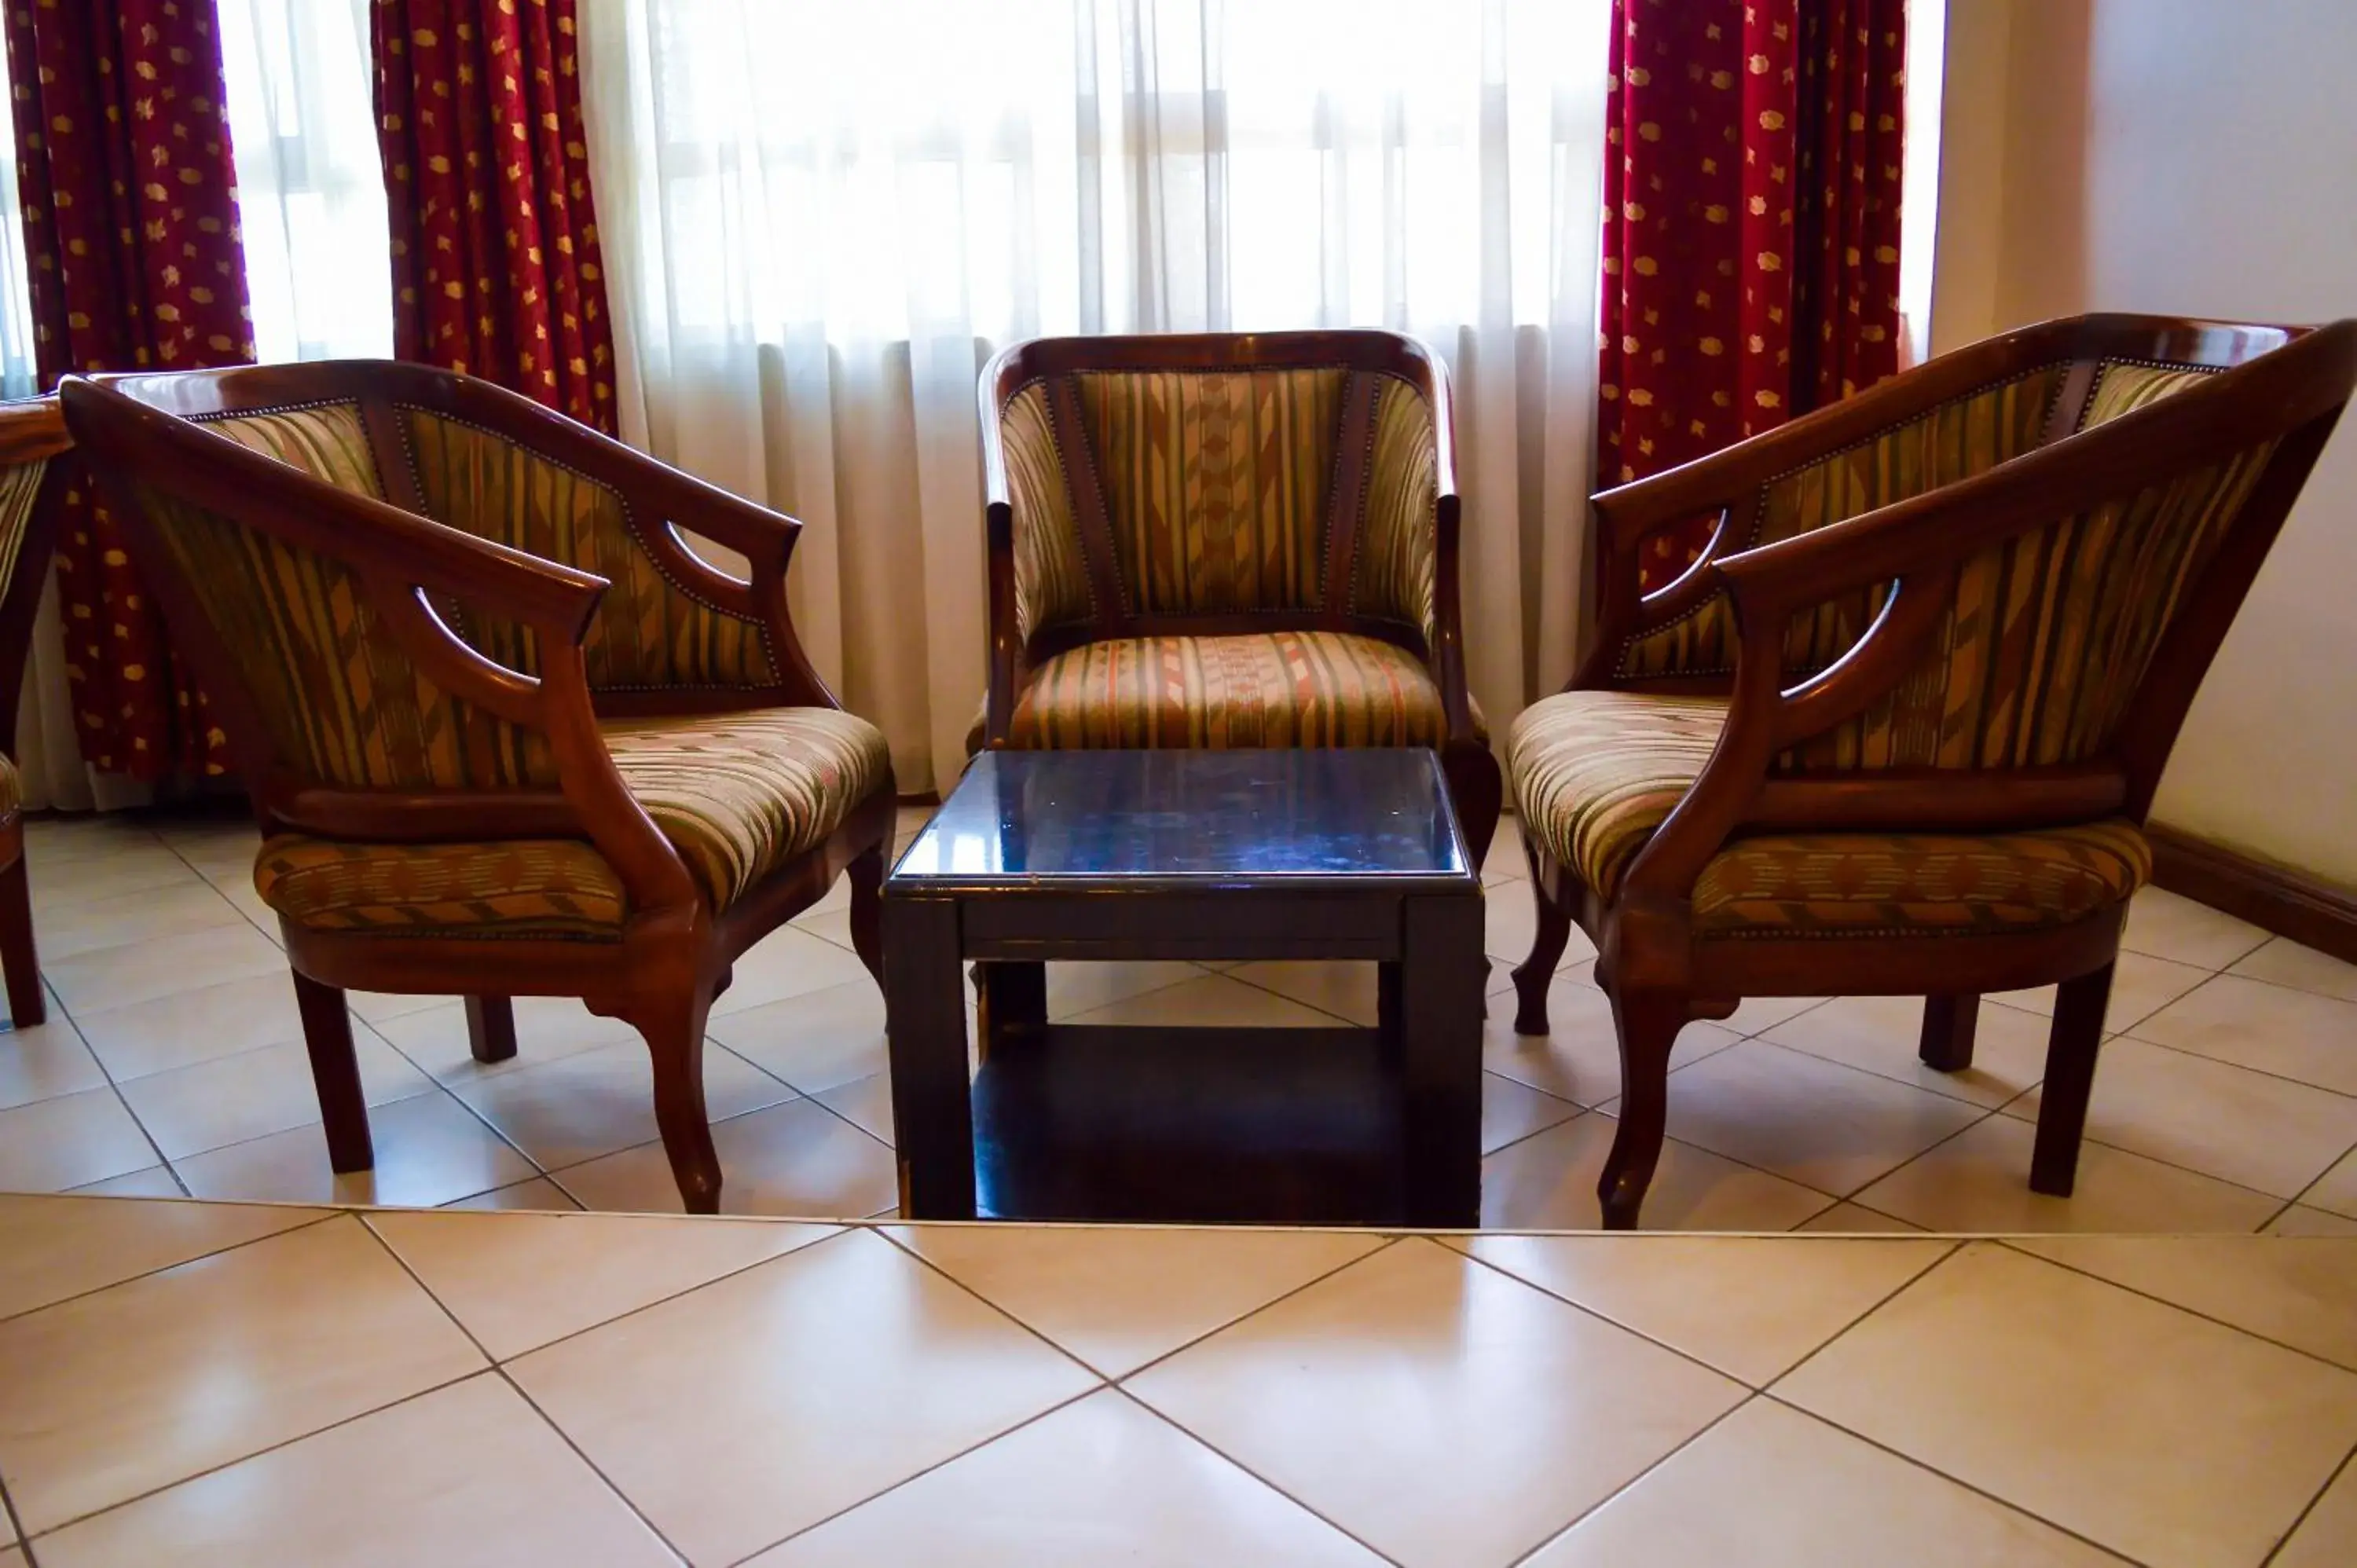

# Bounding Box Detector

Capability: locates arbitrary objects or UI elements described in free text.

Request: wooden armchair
[60,363,898,1212]
[1505,313,2357,1228]
[974,332,1501,862]
[0,398,71,1028]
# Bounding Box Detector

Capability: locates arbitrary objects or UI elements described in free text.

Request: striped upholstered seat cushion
[1505,690,2149,936]
[973,631,1482,753]
[255,707,889,938]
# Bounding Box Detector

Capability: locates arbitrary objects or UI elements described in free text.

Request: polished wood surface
[885,748,1483,1226]
[58,367,896,1212]
[1519,312,2357,1229]
[0,397,71,1028]
[974,330,1501,874]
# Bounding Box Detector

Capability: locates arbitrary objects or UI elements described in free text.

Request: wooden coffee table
[881,748,1483,1226]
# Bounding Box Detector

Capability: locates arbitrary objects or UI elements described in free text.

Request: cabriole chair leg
[627,987,723,1214]
[1512,863,1571,1037]
[848,842,886,987]
[1598,987,1686,1229]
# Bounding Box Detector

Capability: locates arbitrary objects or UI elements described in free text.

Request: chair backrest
[88,361,777,696]
[0,398,72,768]
[981,331,1450,654]
[58,374,570,808]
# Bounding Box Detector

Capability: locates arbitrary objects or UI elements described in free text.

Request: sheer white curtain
[6,0,391,810]
[581,0,1611,793]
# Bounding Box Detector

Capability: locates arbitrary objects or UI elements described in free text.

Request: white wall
[1935,0,2357,888]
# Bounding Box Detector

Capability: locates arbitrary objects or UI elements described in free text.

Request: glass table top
[890,749,1472,889]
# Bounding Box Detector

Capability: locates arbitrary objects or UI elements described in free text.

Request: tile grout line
[0,1206,345,1328]
[23,974,191,1199]
[348,1213,698,1568]
[0,1464,35,1567]
[1502,1392,1765,1567]
[1987,1236,2357,1376]
[2261,1432,2357,1567]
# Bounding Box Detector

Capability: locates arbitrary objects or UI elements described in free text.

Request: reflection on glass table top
[890,749,1472,887]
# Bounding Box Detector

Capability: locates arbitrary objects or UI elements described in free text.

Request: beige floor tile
[1852,1114,2282,1233]
[2008,1234,2357,1372]
[75,970,307,1083]
[449,1040,794,1171]
[344,989,451,1026]
[1482,976,1739,1108]
[0,1087,159,1195]
[2308,1146,2357,1219]
[1716,995,1829,1036]
[215,881,284,947]
[174,1091,537,1208]
[67,1167,188,1198]
[1992,950,2212,1033]
[33,1374,677,1568]
[0,1192,327,1321]
[23,819,163,867]
[1,1544,17,1564]
[2131,975,2357,1096]
[750,1388,1380,1566]
[1762,992,2056,1108]
[1483,813,1526,877]
[43,922,288,1016]
[790,904,858,951]
[1483,1071,1582,1154]
[1524,1396,2122,1567]
[1601,1041,1987,1198]
[2274,1453,2357,1568]
[117,1033,438,1160]
[1127,1237,1743,1568]
[888,1224,1386,1378]
[709,976,889,1094]
[0,1015,105,1112]
[1482,1112,1836,1232]
[707,928,877,1020]
[375,996,643,1085]
[29,881,249,963]
[2274,1205,2357,1236]
[2121,885,2271,969]
[372,1207,838,1360]
[1776,1244,2357,1568]
[2004,1037,2357,1198]
[443,1176,581,1211]
[0,1217,484,1534]
[1793,1200,1926,1233]
[552,1097,898,1218]
[1227,961,1380,1025]
[28,848,204,911]
[2230,936,2357,1003]
[1067,972,1340,1028]
[1459,1235,1952,1385]
[1484,881,1600,969]
[1044,962,1207,1021]
[813,1072,892,1142]
[509,1228,1097,1566]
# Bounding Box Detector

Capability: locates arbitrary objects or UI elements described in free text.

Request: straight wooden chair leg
[847,843,886,987]
[1511,856,1571,1037]
[2030,963,2113,1197]
[292,972,372,1173]
[1598,987,1685,1229]
[625,987,722,1214]
[0,846,43,1028]
[466,995,517,1064]
[1919,993,1978,1072]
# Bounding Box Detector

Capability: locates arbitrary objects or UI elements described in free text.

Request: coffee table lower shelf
[970,1024,1417,1225]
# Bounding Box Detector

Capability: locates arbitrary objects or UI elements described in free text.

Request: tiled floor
[0,1192,2353,1565]
[4,805,2357,1234]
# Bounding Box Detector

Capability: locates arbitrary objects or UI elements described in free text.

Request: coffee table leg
[1401,892,1484,1227]
[883,896,977,1218]
[975,961,1048,1062]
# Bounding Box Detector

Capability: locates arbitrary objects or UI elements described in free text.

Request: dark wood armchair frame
[977,331,1503,863]
[1512,313,2357,1229]
[60,363,898,1213]
[0,398,73,1028]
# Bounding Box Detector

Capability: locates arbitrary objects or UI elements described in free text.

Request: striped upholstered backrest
[1615,363,2073,680]
[196,401,385,497]
[124,481,559,792]
[397,408,778,693]
[996,365,1439,644]
[0,455,52,610]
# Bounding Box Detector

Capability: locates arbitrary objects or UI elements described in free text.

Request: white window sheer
[582,0,1612,791]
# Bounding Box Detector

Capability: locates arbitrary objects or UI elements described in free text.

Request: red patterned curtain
[1599,0,1905,588]
[371,0,619,432]
[5,0,252,779]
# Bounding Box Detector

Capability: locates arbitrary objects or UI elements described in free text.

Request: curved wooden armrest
[1428,494,1479,743]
